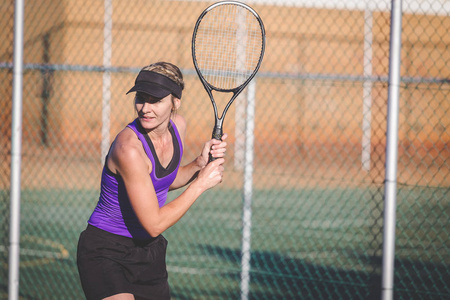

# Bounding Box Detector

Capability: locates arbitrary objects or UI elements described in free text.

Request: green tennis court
[1,185,448,299]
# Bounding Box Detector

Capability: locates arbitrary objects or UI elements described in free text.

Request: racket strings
[194,4,263,90]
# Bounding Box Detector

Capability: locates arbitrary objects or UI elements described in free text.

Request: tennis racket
[192,1,266,161]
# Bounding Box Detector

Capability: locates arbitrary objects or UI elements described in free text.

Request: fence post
[381,0,403,299]
[101,0,112,162]
[240,79,256,300]
[362,8,373,171]
[8,0,25,299]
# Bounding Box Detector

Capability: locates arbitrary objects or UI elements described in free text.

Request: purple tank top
[88,119,183,239]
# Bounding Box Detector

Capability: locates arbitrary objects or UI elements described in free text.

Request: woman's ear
[174,98,181,111]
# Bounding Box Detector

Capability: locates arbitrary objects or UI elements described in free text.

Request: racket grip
[209,127,223,162]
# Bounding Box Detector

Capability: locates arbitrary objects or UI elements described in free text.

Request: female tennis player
[77,62,227,300]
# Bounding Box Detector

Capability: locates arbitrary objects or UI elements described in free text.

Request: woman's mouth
[140,115,155,121]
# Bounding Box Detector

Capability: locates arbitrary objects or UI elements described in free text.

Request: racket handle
[209,126,223,162]
[211,126,223,141]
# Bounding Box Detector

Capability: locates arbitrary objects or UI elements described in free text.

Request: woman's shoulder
[111,128,144,160]
[172,114,186,128]
[108,128,150,173]
[115,126,140,144]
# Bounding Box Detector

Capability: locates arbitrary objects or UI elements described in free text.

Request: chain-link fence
[1,0,449,299]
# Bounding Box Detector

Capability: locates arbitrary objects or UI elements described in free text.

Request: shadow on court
[179,245,449,300]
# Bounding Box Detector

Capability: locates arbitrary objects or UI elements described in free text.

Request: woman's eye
[135,93,162,104]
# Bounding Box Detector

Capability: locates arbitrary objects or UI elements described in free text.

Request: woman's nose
[141,102,152,113]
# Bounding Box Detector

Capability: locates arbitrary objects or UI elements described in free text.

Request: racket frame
[191,0,266,141]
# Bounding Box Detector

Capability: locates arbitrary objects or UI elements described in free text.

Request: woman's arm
[109,128,225,237]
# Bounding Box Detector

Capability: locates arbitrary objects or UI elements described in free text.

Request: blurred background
[0,0,448,299]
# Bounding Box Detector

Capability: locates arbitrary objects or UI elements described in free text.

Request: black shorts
[77,225,170,300]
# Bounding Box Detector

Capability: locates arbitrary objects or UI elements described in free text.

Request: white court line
[0,235,69,265]
[168,266,234,275]
[0,245,68,259]
[301,218,370,229]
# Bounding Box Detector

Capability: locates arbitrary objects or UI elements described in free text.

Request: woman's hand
[194,158,225,191]
[197,133,228,168]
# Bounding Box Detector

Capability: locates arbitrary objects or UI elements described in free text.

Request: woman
[77,62,227,300]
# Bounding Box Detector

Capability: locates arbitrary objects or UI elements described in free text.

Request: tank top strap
[126,119,156,167]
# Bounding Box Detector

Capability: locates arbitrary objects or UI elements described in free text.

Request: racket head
[192,1,266,93]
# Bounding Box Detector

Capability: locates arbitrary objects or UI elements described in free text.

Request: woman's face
[134,92,179,131]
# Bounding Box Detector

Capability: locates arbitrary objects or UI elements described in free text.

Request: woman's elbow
[144,223,165,238]
[146,227,163,238]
